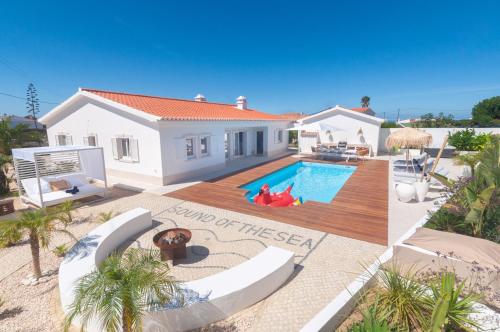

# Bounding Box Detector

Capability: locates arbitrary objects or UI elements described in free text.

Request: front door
[234,131,245,157]
[256,131,264,155]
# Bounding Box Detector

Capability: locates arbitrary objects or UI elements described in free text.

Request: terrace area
[167,156,389,245]
[0,149,490,332]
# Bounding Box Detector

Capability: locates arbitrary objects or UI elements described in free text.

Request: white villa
[294,105,384,156]
[39,89,290,185]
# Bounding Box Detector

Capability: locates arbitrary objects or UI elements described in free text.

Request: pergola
[12,146,107,208]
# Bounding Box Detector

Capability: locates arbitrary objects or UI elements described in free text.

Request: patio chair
[310,146,322,160]
[337,141,348,149]
[393,153,428,167]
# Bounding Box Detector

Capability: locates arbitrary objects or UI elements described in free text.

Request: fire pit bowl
[153,228,192,262]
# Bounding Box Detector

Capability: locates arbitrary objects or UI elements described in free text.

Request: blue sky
[1,1,500,121]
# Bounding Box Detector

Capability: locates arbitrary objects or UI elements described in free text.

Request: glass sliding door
[234,131,245,157]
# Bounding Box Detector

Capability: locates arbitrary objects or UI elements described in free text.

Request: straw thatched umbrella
[386,127,433,181]
[385,127,433,160]
[385,127,433,149]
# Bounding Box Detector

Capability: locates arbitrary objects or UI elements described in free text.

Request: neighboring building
[294,105,384,156]
[397,118,421,126]
[0,114,44,129]
[39,89,290,185]
[277,112,306,121]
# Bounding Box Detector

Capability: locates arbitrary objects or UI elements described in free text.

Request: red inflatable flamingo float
[254,184,302,207]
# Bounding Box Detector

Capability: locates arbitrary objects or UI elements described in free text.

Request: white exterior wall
[378,127,500,153]
[44,99,164,184]
[42,93,290,186]
[299,112,381,155]
[159,120,289,183]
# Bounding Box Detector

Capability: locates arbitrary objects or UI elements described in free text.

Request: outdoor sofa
[20,172,105,207]
[312,144,359,162]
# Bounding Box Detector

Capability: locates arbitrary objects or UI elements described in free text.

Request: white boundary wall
[378,127,500,153]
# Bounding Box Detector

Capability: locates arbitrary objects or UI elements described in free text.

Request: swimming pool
[241,161,356,204]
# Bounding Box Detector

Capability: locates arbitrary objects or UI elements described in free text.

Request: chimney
[236,96,247,110]
[194,94,206,102]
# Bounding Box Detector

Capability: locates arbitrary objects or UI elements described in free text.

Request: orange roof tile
[81,88,283,121]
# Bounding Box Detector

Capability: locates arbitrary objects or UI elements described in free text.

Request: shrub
[381,121,399,128]
[372,265,428,331]
[448,129,492,151]
[96,211,116,223]
[425,208,467,235]
[472,96,500,127]
[52,244,69,257]
[348,298,395,332]
[353,266,482,331]
[0,220,23,247]
[423,272,480,331]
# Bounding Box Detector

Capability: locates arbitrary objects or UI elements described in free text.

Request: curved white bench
[59,208,153,315]
[59,208,295,332]
[144,246,295,331]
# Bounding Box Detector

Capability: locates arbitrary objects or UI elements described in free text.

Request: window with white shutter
[200,136,209,156]
[186,138,195,159]
[55,133,72,146]
[277,129,283,143]
[111,136,139,162]
[83,134,98,146]
[130,138,139,162]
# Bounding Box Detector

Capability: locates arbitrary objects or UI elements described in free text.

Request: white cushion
[61,173,88,187]
[21,178,52,197]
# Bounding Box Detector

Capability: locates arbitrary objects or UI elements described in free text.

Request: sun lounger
[393,153,428,166]
[393,158,434,173]
[393,167,449,185]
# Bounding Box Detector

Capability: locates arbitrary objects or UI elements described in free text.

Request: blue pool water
[242,161,356,204]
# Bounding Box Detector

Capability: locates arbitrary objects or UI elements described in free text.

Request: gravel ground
[0,252,63,332]
[0,189,132,332]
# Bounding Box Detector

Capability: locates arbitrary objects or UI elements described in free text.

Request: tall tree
[361,96,370,108]
[472,96,500,127]
[26,83,40,129]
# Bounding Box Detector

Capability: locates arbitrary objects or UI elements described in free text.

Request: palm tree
[0,209,57,278]
[361,96,371,108]
[64,249,181,332]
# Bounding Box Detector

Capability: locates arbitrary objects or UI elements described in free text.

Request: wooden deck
[166,157,388,245]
